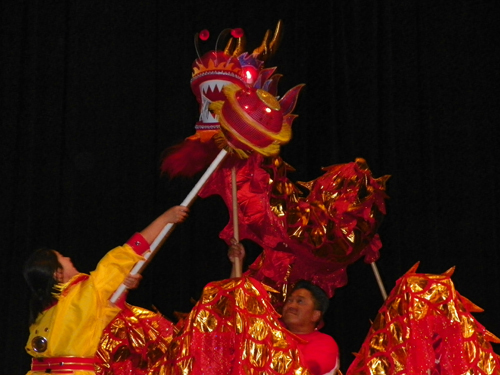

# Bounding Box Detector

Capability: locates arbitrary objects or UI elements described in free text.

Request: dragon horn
[252,20,283,62]
[224,33,247,57]
[224,37,236,56]
[442,266,456,277]
[279,84,306,115]
[406,262,420,274]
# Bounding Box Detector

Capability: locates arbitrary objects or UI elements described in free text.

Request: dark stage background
[2,1,499,374]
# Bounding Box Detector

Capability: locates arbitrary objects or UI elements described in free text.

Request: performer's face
[54,251,79,283]
[282,288,321,334]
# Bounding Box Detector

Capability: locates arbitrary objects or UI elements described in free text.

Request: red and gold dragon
[95,21,390,375]
[94,21,500,375]
[161,20,390,303]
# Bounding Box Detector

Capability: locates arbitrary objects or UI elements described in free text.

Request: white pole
[371,262,387,300]
[110,149,228,303]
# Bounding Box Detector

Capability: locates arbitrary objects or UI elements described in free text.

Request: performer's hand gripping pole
[110,149,229,304]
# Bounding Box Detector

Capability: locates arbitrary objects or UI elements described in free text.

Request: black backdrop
[2,1,499,374]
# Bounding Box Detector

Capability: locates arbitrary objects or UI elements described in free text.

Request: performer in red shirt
[229,242,340,375]
[283,281,340,375]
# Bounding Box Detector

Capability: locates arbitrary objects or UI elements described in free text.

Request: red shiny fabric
[346,264,500,375]
[95,304,176,375]
[199,153,389,301]
[159,277,310,375]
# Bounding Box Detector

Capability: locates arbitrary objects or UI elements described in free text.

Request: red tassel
[160,138,221,178]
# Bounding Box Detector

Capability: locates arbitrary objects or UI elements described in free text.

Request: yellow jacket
[26,242,144,374]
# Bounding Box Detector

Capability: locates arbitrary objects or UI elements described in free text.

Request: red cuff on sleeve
[126,233,150,255]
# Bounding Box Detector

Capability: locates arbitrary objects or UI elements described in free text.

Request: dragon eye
[242,66,258,85]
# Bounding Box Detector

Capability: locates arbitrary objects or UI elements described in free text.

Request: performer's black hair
[23,248,61,325]
[293,280,330,315]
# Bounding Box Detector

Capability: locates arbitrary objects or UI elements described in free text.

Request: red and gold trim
[31,357,95,373]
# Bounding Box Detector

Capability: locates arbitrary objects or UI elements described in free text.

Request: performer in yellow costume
[23,205,189,375]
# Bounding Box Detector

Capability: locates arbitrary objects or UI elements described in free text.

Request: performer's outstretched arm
[140,206,189,245]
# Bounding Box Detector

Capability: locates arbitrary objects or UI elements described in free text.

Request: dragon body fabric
[96,278,312,375]
[199,153,388,303]
[160,277,311,375]
[346,263,500,375]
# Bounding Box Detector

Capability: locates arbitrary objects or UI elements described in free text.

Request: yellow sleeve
[90,243,144,303]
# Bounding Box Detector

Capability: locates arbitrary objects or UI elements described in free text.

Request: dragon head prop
[191,21,282,132]
[161,21,305,176]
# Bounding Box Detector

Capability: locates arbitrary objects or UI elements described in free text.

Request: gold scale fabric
[95,304,176,375]
[346,263,500,375]
[161,276,310,375]
[96,277,310,375]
